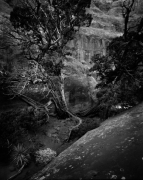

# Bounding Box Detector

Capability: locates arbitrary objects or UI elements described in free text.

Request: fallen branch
[7,164,25,180]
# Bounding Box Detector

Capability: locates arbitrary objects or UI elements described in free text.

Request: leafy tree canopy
[9,0,92,62]
[0,0,91,137]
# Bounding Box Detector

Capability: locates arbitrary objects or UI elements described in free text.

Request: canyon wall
[66,0,124,63]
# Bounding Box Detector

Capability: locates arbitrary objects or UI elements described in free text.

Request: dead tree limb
[7,164,25,180]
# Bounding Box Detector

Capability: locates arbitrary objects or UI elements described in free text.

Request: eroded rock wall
[66,0,123,63]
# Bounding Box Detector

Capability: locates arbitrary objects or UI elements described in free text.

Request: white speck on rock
[53,168,60,174]
[121,177,126,179]
[111,175,117,179]
[75,156,81,160]
[45,174,50,177]
[39,176,45,180]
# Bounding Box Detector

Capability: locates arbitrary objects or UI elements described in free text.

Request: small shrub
[35,148,56,165]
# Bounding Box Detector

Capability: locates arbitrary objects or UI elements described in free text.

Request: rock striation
[66,0,123,63]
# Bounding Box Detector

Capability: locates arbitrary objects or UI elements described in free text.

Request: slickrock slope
[31,102,143,180]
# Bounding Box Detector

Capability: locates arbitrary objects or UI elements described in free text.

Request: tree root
[19,91,82,142]
[65,110,83,142]
[19,94,49,120]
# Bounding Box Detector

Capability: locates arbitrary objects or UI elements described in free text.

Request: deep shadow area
[0,95,100,180]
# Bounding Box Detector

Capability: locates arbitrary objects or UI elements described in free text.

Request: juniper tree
[3,0,92,136]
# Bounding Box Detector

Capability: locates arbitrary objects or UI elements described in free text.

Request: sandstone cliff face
[91,0,123,33]
[67,0,143,64]
[66,0,123,64]
[64,0,124,109]
[64,0,143,110]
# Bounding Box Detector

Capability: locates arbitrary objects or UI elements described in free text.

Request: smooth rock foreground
[30,103,143,180]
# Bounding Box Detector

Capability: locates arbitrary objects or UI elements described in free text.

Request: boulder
[64,76,94,114]
[31,102,143,179]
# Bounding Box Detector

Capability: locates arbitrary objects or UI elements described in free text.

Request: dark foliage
[90,0,143,119]
[90,20,143,119]
[9,0,92,61]
[0,107,47,149]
